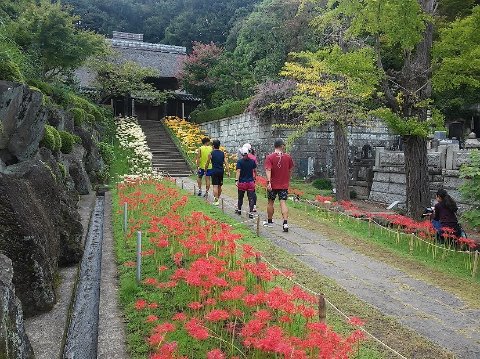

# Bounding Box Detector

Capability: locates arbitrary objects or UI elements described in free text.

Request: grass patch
[190,98,250,124]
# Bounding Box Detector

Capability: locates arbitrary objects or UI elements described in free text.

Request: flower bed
[114,177,365,358]
[116,117,153,177]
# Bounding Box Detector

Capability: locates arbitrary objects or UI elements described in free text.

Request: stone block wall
[200,112,398,178]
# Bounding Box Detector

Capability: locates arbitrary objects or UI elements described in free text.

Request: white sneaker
[197,190,202,196]
[213,198,219,206]
[262,221,273,228]
[283,223,289,232]
[203,192,209,198]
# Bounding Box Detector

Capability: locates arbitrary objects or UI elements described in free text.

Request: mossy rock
[86,114,95,124]
[40,125,62,152]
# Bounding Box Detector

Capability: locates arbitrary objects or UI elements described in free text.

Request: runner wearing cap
[235,146,257,218]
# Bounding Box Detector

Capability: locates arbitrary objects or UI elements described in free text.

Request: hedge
[189,98,250,124]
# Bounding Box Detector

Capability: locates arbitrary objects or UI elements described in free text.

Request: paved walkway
[178,178,480,359]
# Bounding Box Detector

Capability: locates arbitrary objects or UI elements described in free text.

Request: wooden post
[221,198,225,213]
[174,178,177,185]
[136,231,142,283]
[409,234,414,254]
[123,202,128,234]
[181,180,184,189]
[255,254,261,284]
[368,218,372,237]
[193,185,196,195]
[473,251,479,278]
[318,294,326,323]
[256,216,260,237]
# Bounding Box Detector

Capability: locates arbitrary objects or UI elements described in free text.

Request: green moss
[69,107,86,126]
[190,98,250,123]
[59,131,75,154]
[40,125,56,151]
[0,59,24,83]
[58,163,67,178]
[52,127,62,152]
[86,113,95,124]
[99,142,114,166]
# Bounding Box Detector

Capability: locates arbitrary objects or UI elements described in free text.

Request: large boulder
[0,81,46,164]
[74,125,105,183]
[0,254,34,359]
[63,145,92,195]
[0,155,83,316]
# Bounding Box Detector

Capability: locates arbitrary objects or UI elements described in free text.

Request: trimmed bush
[40,125,61,152]
[190,98,250,123]
[59,131,75,154]
[69,107,86,126]
[312,178,333,190]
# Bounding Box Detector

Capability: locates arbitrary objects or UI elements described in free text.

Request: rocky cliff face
[0,254,34,359]
[0,81,102,327]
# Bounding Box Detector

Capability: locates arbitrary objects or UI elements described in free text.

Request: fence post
[221,198,225,213]
[368,218,372,237]
[473,251,479,278]
[255,254,261,284]
[193,185,196,195]
[256,216,260,237]
[136,231,142,283]
[123,202,128,233]
[409,234,414,254]
[181,180,184,190]
[318,294,326,323]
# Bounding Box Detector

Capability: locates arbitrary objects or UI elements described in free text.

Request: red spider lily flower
[254,309,272,322]
[187,302,203,310]
[220,285,246,301]
[240,319,265,338]
[153,322,176,334]
[172,312,187,322]
[204,298,217,306]
[184,318,209,340]
[135,299,147,310]
[158,265,168,272]
[204,309,230,322]
[227,270,246,283]
[150,341,178,359]
[141,249,155,257]
[206,348,226,359]
[316,195,334,203]
[147,332,164,347]
[149,302,159,309]
[297,305,316,319]
[123,261,136,268]
[291,286,317,304]
[231,309,244,318]
[146,315,158,323]
[143,277,158,286]
[279,315,292,323]
[243,291,266,307]
[242,244,256,259]
[348,316,365,327]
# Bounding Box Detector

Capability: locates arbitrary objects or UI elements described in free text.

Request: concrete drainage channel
[63,192,105,359]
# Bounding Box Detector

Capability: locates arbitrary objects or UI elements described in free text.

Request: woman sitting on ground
[433,189,464,239]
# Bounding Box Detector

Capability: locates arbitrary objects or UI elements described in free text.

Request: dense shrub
[99,142,114,166]
[0,59,24,82]
[86,114,95,123]
[189,98,250,123]
[460,149,480,228]
[41,125,61,152]
[69,107,86,126]
[59,130,75,154]
[312,178,333,190]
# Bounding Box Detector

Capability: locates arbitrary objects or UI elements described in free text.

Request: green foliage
[8,0,105,79]
[460,150,480,228]
[69,107,86,126]
[312,178,333,190]
[371,107,445,138]
[189,98,250,123]
[59,131,75,154]
[99,142,115,166]
[433,6,480,116]
[41,125,61,152]
[58,163,67,178]
[92,60,169,105]
[0,56,24,82]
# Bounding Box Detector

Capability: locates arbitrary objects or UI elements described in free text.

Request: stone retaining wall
[199,112,398,178]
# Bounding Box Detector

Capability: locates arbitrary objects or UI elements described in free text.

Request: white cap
[243,143,251,150]
[240,147,249,155]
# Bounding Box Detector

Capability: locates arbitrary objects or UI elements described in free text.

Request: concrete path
[25,193,96,359]
[179,177,480,359]
[97,192,129,358]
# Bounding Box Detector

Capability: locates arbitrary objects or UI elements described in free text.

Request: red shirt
[264,152,294,190]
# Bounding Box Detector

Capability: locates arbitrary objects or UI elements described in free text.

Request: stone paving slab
[179,178,480,359]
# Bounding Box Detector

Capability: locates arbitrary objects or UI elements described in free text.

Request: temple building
[76,31,201,120]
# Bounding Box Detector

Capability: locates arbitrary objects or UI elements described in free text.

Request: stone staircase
[138,119,192,177]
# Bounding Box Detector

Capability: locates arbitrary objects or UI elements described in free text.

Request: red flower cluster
[119,177,364,358]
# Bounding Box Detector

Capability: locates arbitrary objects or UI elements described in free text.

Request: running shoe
[213,200,219,206]
[283,223,289,232]
[235,209,242,215]
[203,192,209,198]
[248,212,254,219]
[252,205,257,213]
[197,190,202,196]
[262,221,273,228]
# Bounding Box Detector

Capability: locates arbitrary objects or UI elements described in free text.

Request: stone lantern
[465,131,480,149]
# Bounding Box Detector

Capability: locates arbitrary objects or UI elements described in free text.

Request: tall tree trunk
[401,0,436,217]
[404,135,430,218]
[334,120,349,201]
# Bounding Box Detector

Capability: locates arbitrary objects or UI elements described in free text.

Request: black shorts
[211,171,224,186]
[267,189,288,201]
